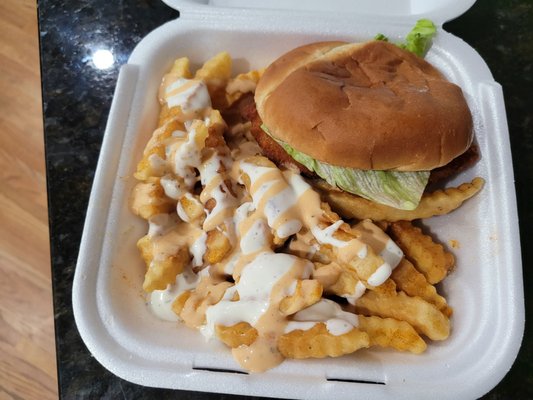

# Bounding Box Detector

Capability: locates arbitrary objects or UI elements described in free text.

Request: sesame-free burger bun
[255,40,473,171]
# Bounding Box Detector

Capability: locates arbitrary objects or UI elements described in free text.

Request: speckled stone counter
[39,0,532,398]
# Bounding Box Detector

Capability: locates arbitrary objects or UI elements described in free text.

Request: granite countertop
[39,0,532,398]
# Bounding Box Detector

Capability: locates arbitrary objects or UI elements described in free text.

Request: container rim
[161,0,477,26]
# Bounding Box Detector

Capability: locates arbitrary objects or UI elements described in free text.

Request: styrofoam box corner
[73,11,524,400]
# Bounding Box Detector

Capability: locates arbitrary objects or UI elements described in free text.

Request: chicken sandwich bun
[245,29,478,210]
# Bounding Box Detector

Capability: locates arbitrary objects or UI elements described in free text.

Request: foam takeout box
[72,0,525,398]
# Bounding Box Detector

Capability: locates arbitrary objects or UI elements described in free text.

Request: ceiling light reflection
[92,49,115,70]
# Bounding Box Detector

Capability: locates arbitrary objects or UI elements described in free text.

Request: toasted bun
[255,41,473,171]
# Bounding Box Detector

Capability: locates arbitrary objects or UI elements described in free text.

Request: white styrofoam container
[72,1,524,399]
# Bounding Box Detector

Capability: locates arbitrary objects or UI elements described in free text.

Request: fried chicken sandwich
[241,22,478,210]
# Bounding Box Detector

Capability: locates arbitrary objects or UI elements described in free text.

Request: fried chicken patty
[236,93,479,185]
[238,94,313,175]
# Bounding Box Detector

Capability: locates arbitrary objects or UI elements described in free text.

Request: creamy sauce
[148,213,179,237]
[165,78,211,113]
[160,174,184,200]
[191,231,208,267]
[167,122,204,189]
[149,265,200,321]
[136,70,411,373]
[367,262,392,287]
[311,220,348,248]
[352,220,404,268]
[204,252,302,336]
[145,214,208,289]
[148,154,166,175]
[285,299,358,336]
[344,281,367,306]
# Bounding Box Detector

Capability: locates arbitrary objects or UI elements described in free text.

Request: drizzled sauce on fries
[130,54,459,372]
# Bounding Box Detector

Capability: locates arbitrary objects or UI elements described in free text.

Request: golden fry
[204,229,232,264]
[205,109,228,147]
[355,290,450,341]
[142,245,189,292]
[171,290,192,317]
[225,69,264,106]
[216,322,258,348]
[357,315,427,354]
[314,261,354,295]
[167,57,192,79]
[179,279,234,329]
[313,177,484,222]
[130,180,175,219]
[391,258,452,317]
[279,280,322,315]
[278,323,369,359]
[178,195,205,223]
[389,221,454,284]
[135,119,185,180]
[195,51,232,109]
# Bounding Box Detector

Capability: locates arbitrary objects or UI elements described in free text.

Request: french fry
[355,290,450,341]
[391,258,452,317]
[389,221,454,284]
[158,103,186,127]
[204,229,232,264]
[216,322,258,348]
[130,179,175,219]
[178,194,205,223]
[135,119,185,180]
[225,69,264,106]
[279,280,323,315]
[195,51,232,109]
[157,57,193,124]
[179,278,234,329]
[278,323,369,359]
[357,315,427,354]
[167,57,192,79]
[319,243,387,288]
[195,51,232,82]
[142,245,190,292]
[205,109,228,148]
[130,53,466,370]
[171,290,192,317]
[313,177,484,222]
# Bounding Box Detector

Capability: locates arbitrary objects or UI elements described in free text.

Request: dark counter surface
[39,0,532,398]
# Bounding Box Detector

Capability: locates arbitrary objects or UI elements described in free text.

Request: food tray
[72,1,524,398]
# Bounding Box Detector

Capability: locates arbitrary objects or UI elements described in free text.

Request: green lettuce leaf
[375,19,437,57]
[263,126,429,210]
[400,19,437,57]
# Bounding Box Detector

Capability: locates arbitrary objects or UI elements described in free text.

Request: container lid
[162,0,477,26]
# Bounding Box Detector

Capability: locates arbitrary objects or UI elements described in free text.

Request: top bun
[255,41,473,171]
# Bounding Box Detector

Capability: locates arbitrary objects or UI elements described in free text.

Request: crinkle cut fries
[130,52,483,372]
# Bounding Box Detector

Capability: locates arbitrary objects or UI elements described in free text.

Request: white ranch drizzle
[344,281,367,306]
[149,265,200,321]
[284,299,358,336]
[311,220,349,248]
[165,78,211,113]
[160,174,184,200]
[190,231,208,267]
[203,252,304,338]
[139,72,414,373]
